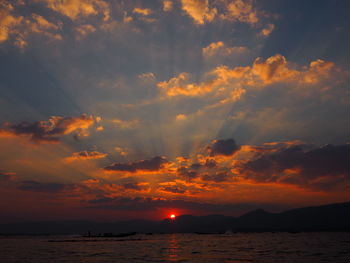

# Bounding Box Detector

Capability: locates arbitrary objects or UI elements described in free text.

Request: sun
[170,214,176,219]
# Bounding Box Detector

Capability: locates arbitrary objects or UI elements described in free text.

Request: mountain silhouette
[1,201,350,235]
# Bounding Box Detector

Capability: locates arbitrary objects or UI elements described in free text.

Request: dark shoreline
[1,201,350,236]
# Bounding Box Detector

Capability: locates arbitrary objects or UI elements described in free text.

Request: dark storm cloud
[0,114,94,143]
[241,144,350,190]
[104,156,168,173]
[207,139,239,156]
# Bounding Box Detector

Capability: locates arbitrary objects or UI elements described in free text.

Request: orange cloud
[202,41,247,58]
[212,54,336,87]
[49,114,94,136]
[132,7,152,16]
[0,2,23,43]
[221,0,259,25]
[3,137,349,213]
[181,0,217,25]
[75,24,96,39]
[25,14,62,41]
[175,114,187,121]
[163,0,173,12]
[156,54,339,120]
[65,150,107,162]
[0,1,63,48]
[251,54,298,84]
[302,59,336,84]
[30,14,60,32]
[235,143,350,191]
[260,23,275,37]
[157,73,216,97]
[41,0,110,21]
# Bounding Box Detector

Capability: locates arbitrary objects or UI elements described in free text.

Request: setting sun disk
[170,214,176,219]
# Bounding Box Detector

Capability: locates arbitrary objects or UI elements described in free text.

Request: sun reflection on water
[168,234,179,261]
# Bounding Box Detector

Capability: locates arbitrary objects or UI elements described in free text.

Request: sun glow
[170,214,176,219]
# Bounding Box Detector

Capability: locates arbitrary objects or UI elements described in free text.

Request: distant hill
[1,201,350,235]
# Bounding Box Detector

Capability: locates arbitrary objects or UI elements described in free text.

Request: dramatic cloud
[207,139,239,156]
[181,0,217,25]
[0,114,95,143]
[238,143,350,191]
[65,150,107,162]
[104,156,168,173]
[1,0,350,222]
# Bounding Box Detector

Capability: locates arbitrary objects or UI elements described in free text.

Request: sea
[1,232,350,263]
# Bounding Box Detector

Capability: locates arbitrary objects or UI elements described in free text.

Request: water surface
[1,232,350,262]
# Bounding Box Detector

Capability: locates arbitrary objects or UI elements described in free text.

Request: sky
[1,0,350,222]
